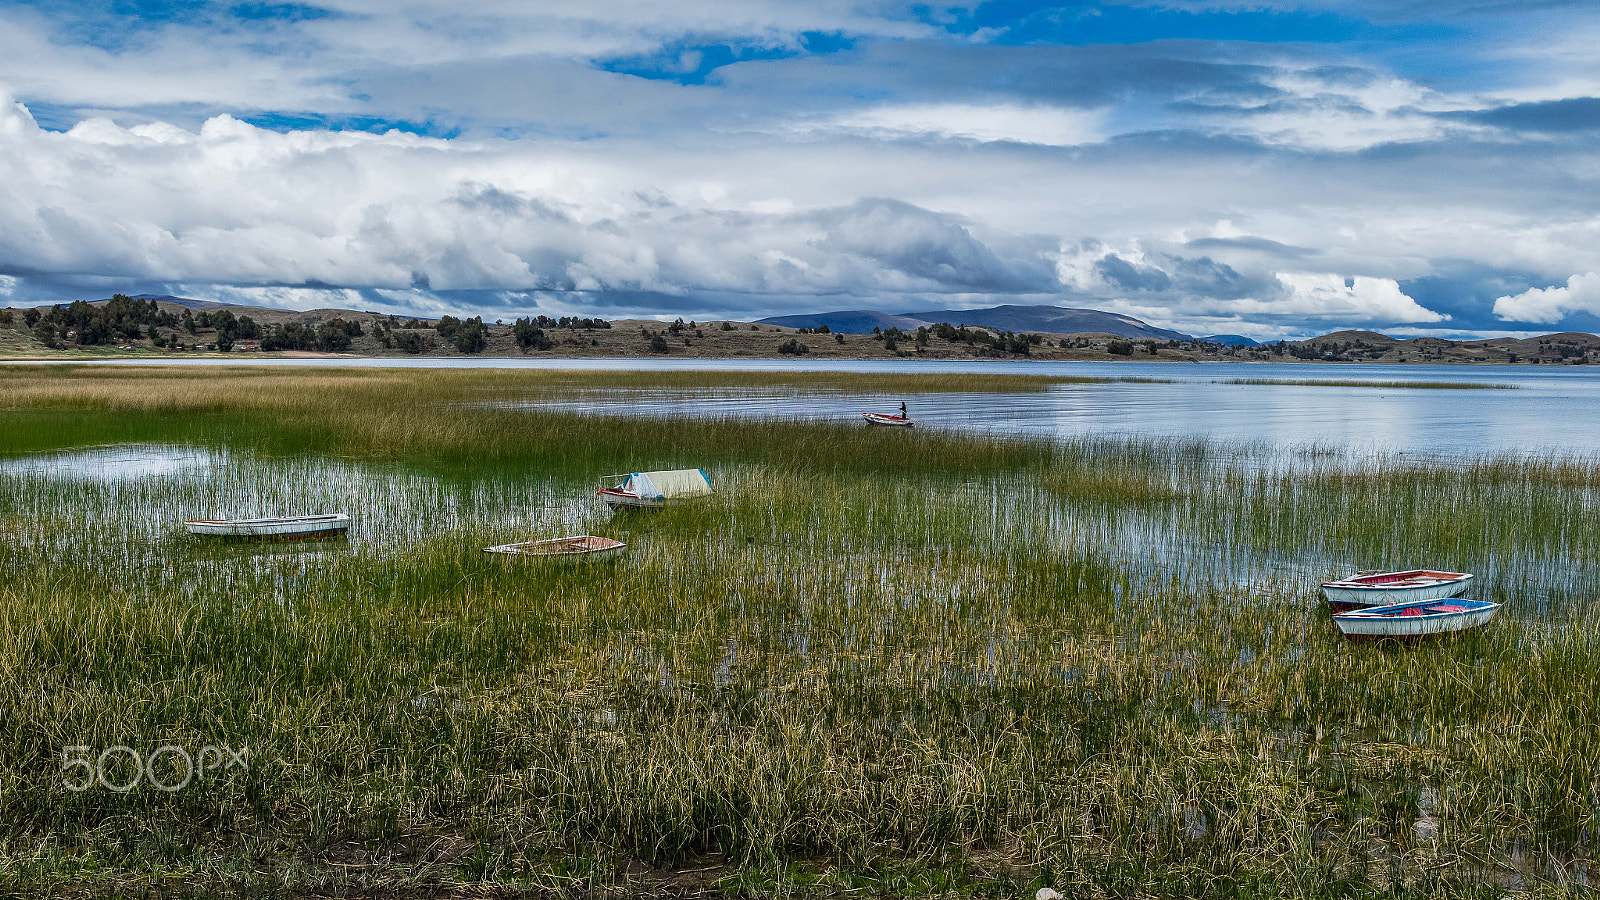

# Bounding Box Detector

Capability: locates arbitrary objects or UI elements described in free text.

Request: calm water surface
[244,358,1597,457]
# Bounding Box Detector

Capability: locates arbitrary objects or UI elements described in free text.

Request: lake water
[17,357,1600,457]
[0,444,228,480]
[511,379,1562,458]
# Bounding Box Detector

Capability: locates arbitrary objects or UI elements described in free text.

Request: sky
[1,1,1599,339]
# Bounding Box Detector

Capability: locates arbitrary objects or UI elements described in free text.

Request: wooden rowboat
[484,535,626,560]
[184,513,350,540]
[1332,597,1501,642]
[1320,569,1473,612]
[862,412,914,427]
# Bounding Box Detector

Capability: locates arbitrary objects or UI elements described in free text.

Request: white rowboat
[1320,569,1473,612]
[184,513,350,539]
[484,535,626,560]
[862,412,914,427]
[1332,597,1501,642]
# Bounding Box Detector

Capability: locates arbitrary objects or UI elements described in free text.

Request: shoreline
[7,309,1600,366]
[1,351,1596,370]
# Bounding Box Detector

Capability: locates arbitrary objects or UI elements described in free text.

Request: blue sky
[1,0,1598,338]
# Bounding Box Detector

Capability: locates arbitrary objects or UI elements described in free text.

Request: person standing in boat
[899,402,908,418]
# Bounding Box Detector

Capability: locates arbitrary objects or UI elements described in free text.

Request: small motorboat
[184,513,351,540]
[484,535,626,560]
[1320,569,1473,612]
[597,468,713,510]
[1332,597,1501,642]
[864,401,914,427]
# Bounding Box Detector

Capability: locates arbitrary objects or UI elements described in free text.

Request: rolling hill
[758,304,1191,340]
[117,293,250,310]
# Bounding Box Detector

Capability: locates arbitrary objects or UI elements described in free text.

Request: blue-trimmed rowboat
[184,513,350,540]
[1332,597,1501,642]
[1320,569,1473,612]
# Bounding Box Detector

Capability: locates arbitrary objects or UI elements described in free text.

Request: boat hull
[596,488,667,510]
[184,514,351,540]
[485,535,626,560]
[1321,570,1473,612]
[862,413,914,427]
[1333,599,1501,642]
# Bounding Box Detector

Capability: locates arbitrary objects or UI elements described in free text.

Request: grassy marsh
[1217,378,1520,390]
[0,366,1596,898]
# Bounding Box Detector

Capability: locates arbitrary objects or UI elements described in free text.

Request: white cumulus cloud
[0,97,1059,304]
[1493,272,1600,323]
[1273,273,1446,323]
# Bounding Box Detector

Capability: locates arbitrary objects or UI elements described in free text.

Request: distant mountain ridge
[103,296,248,310]
[755,309,928,334]
[757,304,1191,340]
[1200,334,1259,347]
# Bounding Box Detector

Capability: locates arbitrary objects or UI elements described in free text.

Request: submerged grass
[0,366,1595,899]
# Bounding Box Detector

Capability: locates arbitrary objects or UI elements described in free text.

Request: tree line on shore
[6,298,1427,361]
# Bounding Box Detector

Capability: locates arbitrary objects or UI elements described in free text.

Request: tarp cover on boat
[623,468,712,500]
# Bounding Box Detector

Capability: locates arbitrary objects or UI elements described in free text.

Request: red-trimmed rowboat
[484,535,626,560]
[1320,569,1473,612]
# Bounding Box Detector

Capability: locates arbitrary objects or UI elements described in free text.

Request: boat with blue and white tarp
[596,469,713,509]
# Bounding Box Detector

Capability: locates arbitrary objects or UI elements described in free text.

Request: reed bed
[1217,378,1519,390]
[0,366,1594,898]
[0,364,1146,405]
[543,371,1176,389]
